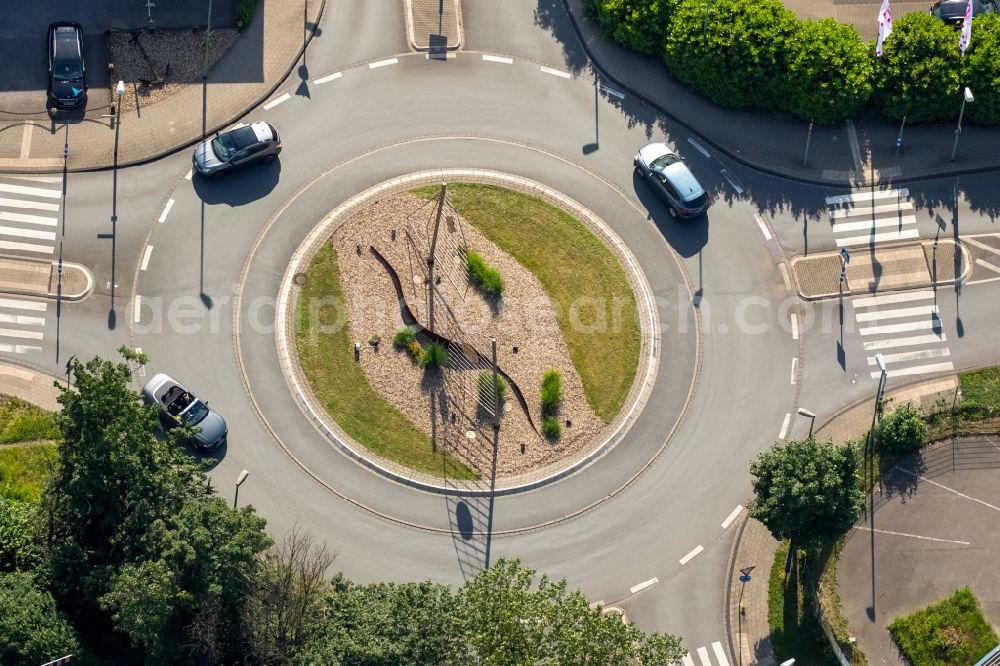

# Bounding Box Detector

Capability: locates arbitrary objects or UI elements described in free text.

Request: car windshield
[181,400,209,425]
[211,134,235,161]
[53,60,83,81]
[650,153,681,173]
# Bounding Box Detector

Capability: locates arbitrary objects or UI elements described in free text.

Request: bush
[583,0,677,54]
[0,498,43,574]
[235,0,260,27]
[540,370,562,416]
[784,19,873,124]
[406,339,423,360]
[477,373,508,405]
[393,326,416,350]
[542,416,562,439]
[0,572,79,664]
[664,0,798,110]
[873,403,927,453]
[889,587,999,665]
[420,342,448,369]
[965,14,1000,125]
[873,13,962,122]
[466,250,505,297]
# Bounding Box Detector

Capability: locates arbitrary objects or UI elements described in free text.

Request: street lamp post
[864,353,888,616]
[112,80,124,225]
[737,566,755,666]
[233,469,250,508]
[797,408,816,439]
[950,87,974,162]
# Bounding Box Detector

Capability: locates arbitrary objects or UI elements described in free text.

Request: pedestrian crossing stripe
[854,304,938,322]
[852,290,934,308]
[874,362,954,379]
[831,216,917,233]
[835,228,920,247]
[679,641,730,666]
[825,188,909,205]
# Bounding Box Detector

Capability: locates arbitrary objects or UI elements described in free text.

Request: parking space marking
[721,505,743,529]
[790,357,798,384]
[778,412,791,440]
[369,58,399,69]
[313,72,342,84]
[263,92,290,110]
[897,468,1000,512]
[629,577,659,594]
[855,526,969,545]
[753,214,771,240]
[482,54,513,64]
[140,245,153,271]
[679,545,704,565]
[540,65,571,79]
[157,198,174,223]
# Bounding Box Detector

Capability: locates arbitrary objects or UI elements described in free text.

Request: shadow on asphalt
[533,0,590,74]
[192,160,281,206]
[632,168,708,258]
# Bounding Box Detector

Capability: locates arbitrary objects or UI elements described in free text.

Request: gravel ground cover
[109,28,240,111]
[328,191,609,478]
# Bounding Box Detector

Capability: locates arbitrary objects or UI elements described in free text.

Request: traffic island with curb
[0,255,94,301]
[404,0,463,52]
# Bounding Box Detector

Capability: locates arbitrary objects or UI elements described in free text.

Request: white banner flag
[876,0,893,57]
[959,0,973,54]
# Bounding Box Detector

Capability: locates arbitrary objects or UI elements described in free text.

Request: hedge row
[584,0,1000,125]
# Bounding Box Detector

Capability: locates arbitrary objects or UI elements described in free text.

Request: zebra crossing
[0,175,61,256]
[0,297,46,355]
[825,188,915,248]
[678,641,730,666]
[853,290,952,380]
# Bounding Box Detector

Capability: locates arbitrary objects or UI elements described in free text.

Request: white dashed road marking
[158,198,174,223]
[482,54,513,64]
[790,357,797,384]
[778,412,791,440]
[679,545,704,565]
[753,214,771,240]
[540,65,571,79]
[721,505,743,529]
[313,72,342,84]
[687,137,710,158]
[133,296,142,323]
[263,92,290,110]
[598,83,624,99]
[629,577,658,594]
[184,169,193,180]
[140,245,154,271]
[369,58,399,69]
[790,313,799,340]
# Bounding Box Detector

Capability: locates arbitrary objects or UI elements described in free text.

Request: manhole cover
[293,272,308,286]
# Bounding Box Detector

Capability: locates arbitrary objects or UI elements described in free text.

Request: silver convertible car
[142,373,228,451]
[634,142,711,219]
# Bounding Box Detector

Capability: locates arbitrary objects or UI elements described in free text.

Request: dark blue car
[47,22,87,109]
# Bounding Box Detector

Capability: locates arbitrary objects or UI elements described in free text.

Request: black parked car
[47,22,87,109]
[193,122,282,178]
[930,0,997,24]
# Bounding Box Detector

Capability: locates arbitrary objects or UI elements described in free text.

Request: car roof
[662,162,705,200]
[936,0,984,16]
[53,27,81,57]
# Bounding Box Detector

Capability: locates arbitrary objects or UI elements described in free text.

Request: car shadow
[632,169,709,258]
[192,160,281,206]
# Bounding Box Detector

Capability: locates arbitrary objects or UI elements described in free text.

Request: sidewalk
[561,0,1000,186]
[0,0,324,172]
[0,361,63,412]
[726,375,961,664]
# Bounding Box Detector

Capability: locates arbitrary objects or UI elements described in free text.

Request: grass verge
[295,243,478,480]
[0,396,59,444]
[413,184,640,423]
[924,366,1000,440]
[888,587,998,666]
[0,443,57,504]
[768,541,838,665]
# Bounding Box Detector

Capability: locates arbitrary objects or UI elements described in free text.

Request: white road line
[854,304,939,322]
[778,262,791,290]
[19,124,32,159]
[753,214,772,240]
[854,526,969,545]
[697,646,711,665]
[721,505,744,529]
[0,327,43,340]
[0,225,55,241]
[0,197,59,212]
[863,333,946,351]
[313,71,342,84]
[262,92,290,110]
[968,276,1000,285]
[790,357,798,384]
[3,175,62,183]
[790,313,799,340]
[896,467,1000,512]
[963,236,1000,255]
[712,641,731,666]
[836,228,920,247]
[133,295,142,323]
[874,361,954,379]
[859,318,938,336]
[868,348,950,366]
[158,198,175,223]
[0,298,46,312]
[687,137,710,158]
[975,257,1000,275]
[0,343,42,354]
[825,188,909,205]
[830,202,914,219]
[369,57,399,69]
[629,577,659,594]
[0,211,58,226]
[0,313,45,326]
[681,655,695,666]
[778,412,791,440]
[831,216,917,233]
[852,290,935,308]
[720,169,743,195]
[482,54,513,64]
[598,83,625,99]
[540,65,571,78]
[140,245,154,271]
[0,182,61,199]
[0,240,53,254]
[184,168,193,181]
[679,545,704,565]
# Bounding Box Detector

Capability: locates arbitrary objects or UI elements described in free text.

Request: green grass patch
[0,397,59,444]
[541,369,562,416]
[466,250,505,296]
[0,443,57,504]
[767,541,839,666]
[924,366,1000,440]
[295,243,478,480]
[889,587,998,666]
[413,184,640,423]
[235,0,260,27]
[541,416,562,440]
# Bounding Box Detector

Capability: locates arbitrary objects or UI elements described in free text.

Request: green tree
[0,496,44,574]
[872,12,962,122]
[964,14,1000,125]
[873,403,926,453]
[664,0,798,110]
[784,19,873,124]
[0,571,79,665]
[584,0,678,55]
[750,438,865,551]
[451,558,686,664]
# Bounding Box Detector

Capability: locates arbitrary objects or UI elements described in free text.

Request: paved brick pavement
[0,361,63,411]
[726,512,780,666]
[0,256,92,300]
[406,0,463,50]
